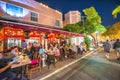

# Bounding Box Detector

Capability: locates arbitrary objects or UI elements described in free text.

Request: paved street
[44,49,120,80]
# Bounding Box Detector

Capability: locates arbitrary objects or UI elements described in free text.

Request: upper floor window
[55,20,60,27]
[30,12,38,22]
[6,3,23,17]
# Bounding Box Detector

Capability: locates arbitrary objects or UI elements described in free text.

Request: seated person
[47,47,54,55]
[0,53,18,80]
[23,47,33,59]
[10,46,19,56]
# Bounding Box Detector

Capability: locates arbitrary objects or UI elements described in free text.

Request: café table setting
[11,52,31,68]
[10,52,31,79]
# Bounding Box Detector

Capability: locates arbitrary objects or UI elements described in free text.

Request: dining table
[11,52,31,68]
[11,52,31,79]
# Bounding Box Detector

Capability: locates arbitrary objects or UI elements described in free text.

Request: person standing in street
[113,39,120,60]
[103,40,111,59]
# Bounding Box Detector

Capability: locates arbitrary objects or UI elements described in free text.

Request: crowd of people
[103,39,120,60]
[3,38,120,80]
[0,40,87,80]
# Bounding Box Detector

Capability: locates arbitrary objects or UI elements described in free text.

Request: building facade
[0,0,63,28]
[0,0,83,51]
[63,10,81,26]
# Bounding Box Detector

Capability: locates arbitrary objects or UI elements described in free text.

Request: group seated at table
[0,46,32,80]
[0,52,19,80]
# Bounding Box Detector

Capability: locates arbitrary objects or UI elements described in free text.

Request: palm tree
[112,5,120,18]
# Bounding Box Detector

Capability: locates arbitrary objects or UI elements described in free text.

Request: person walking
[113,39,120,60]
[103,40,111,59]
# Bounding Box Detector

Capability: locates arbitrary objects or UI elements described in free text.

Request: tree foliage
[84,20,96,34]
[102,22,120,39]
[83,6,101,23]
[84,36,90,50]
[63,24,81,33]
[82,6,106,34]
[112,5,120,18]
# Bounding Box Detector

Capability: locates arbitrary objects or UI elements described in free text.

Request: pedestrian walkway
[32,48,99,80]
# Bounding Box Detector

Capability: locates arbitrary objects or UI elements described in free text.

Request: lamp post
[95,31,98,47]
[82,16,84,25]
[81,16,87,35]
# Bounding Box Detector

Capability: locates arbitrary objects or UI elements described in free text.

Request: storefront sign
[4,27,24,39]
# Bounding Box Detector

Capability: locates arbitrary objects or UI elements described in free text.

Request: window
[6,3,23,17]
[30,12,38,22]
[55,20,60,27]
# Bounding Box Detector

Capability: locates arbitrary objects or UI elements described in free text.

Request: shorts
[115,48,120,52]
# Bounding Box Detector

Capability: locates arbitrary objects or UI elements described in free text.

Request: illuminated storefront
[0,20,83,51]
[27,31,42,46]
[4,27,24,49]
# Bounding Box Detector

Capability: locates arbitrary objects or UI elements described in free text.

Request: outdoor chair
[27,53,41,79]
[46,54,56,69]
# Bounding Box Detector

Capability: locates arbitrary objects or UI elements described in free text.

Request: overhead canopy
[0,20,83,37]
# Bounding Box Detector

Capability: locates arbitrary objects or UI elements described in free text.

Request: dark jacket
[30,46,36,54]
[113,41,120,49]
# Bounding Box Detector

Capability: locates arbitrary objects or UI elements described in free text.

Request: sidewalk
[32,48,99,80]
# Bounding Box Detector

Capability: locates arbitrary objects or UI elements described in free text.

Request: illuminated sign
[0,1,29,17]
[6,3,23,17]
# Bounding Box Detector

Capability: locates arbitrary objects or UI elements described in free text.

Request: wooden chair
[27,53,41,79]
[46,54,56,69]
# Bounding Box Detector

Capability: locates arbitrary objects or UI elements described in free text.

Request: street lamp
[81,16,86,34]
[95,31,98,47]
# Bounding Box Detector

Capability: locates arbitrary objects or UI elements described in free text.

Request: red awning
[0,20,83,37]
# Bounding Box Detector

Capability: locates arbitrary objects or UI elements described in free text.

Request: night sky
[36,0,120,26]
